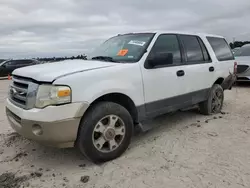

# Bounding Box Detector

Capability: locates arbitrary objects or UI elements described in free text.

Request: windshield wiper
[91,56,119,63]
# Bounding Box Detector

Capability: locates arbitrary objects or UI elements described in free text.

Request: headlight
[35,85,71,108]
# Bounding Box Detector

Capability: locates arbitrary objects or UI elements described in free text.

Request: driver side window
[150,34,182,65]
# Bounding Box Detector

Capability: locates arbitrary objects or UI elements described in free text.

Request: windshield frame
[88,33,156,63]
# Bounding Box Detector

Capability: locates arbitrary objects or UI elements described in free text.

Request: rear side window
[5,61,16,65]
[207,37,234,61]
[24,60,33,64]
[16,60,33,65]
[179,35,204,62]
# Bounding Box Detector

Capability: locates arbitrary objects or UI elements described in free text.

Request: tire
[76,102,133,163]
[199,84,224,115]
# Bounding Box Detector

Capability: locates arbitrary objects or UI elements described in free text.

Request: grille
[8,76,39,109]
[237,65,249,74]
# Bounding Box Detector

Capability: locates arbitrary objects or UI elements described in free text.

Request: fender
[77,79,144,107]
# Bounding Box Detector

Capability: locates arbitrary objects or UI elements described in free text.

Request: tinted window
[150,34,181,64]
[22,60,33,64]
[13,60,34,65]
[198,37,211,61]
[234,45,250,57]
[5,61,16,66]
[179,35,204,62]
[207,37,234,61]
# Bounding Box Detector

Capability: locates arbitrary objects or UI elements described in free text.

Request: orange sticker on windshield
[117,49,128,56]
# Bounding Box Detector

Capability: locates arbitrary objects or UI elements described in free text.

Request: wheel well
[90,93,138,124]
[214,77,224,85]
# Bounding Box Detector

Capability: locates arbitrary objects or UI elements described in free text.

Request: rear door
[178,34,215,102]
[206,37,235,81]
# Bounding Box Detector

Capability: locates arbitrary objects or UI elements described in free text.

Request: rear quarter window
[207,37,234,61]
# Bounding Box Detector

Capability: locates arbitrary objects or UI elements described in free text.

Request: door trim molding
[137,88,210,121]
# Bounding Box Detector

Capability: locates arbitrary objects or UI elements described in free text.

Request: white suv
[6,31,236,162]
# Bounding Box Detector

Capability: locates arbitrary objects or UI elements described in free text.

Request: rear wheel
[77,102,133,163]
[199,84,224,115]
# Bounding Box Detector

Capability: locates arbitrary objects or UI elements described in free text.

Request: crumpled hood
[235,56,250,65]
[13,60,116,82]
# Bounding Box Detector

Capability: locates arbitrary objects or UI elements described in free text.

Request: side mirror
[1,64,6,68]
[147,52,173,68]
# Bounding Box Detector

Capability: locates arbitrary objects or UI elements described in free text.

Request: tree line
[229,41,250,49]
[37,54,87,62]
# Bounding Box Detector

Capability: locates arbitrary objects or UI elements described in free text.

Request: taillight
[234,62,237,74]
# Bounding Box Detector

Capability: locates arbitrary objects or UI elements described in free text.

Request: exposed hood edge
[52,65,114,82]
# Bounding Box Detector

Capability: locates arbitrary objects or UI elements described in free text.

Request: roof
[120,30,224,38]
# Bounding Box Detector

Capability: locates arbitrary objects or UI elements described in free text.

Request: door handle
[209,66,215,72]
[177,70,185,77]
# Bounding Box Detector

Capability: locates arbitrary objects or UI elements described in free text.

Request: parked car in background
[234,44,250,81]
[0,59,6,63]
[0,59,40,77]
[232,47,240,54]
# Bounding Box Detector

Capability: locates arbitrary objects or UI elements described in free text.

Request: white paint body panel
[54,63,145,106]
[236,56,250,66]
[13,60,116,82]
[10,31,234,119]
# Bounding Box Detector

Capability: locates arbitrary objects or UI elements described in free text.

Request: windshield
[234,45,250,57]
[88,33,155,62]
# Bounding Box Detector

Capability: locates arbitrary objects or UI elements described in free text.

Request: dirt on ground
[0,80,250,188]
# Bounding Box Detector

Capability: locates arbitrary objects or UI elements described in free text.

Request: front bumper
[5,99,89,148]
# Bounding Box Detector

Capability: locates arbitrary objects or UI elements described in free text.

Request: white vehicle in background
[5,31,236,163]
[232,47,240,54]
[234,44,250,81]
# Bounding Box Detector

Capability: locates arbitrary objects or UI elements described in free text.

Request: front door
[140,34,188,118]
[0,61,13,77]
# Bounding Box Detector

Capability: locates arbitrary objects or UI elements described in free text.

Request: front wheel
[199,84,224,115]
[76,102,133,163]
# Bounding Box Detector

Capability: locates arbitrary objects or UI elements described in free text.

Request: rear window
[207,37,234,61]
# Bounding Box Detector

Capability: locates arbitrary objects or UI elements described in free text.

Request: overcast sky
[0,0,250,59]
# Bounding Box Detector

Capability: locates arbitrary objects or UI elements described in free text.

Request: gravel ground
[0,80,250,188]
